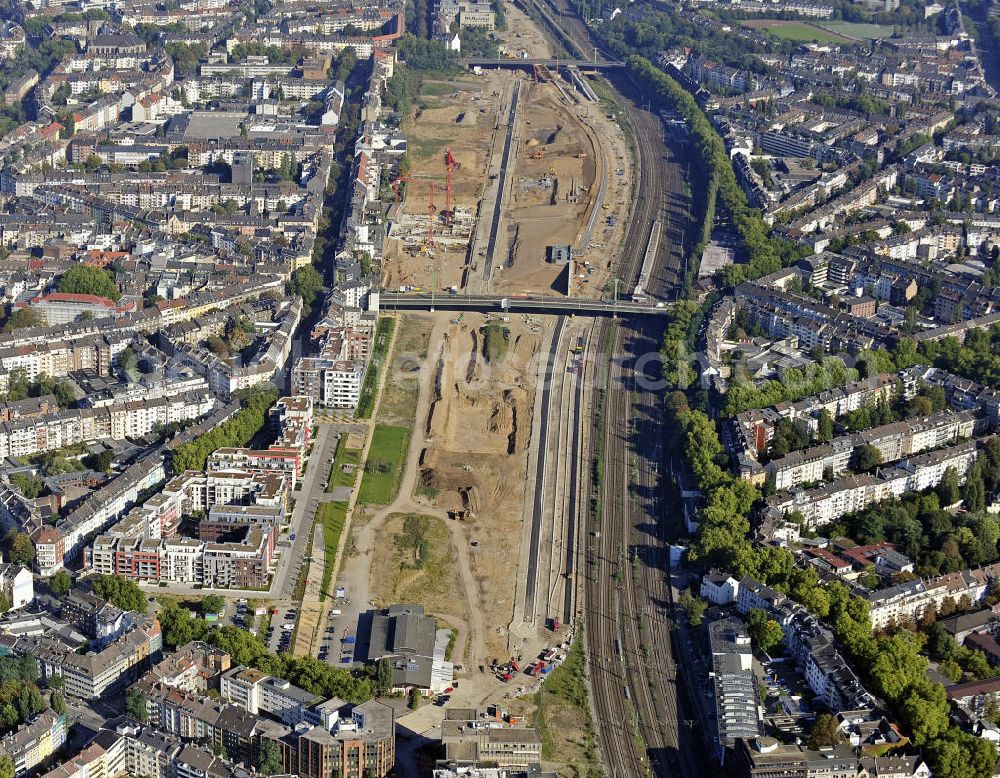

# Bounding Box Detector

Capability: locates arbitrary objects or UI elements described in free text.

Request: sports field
[820,21,896,39]
[742,19,854,43]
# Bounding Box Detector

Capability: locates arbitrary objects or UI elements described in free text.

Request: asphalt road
[138,424,339,599]
[522,316,566,623]
[482,81,520,289]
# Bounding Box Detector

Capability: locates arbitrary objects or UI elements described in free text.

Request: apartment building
[291,357,365,408]
[0,392,214,461]
[165,469,289,516]
[144,641,231,693]
[89,517,278,589]
[221,666,320,726]
[764,437,982,529]
[0,563,32,610]
[22,617,162,699]
[861,564,999,630]
[440,709,542,768]
[776,604,874,712]
[732,738,861,778]
[292,700,395,778]
[0,333,130,382]
[60,588,129,645]
[708,618,760,762]
[0,711,67,778]
[37,722,247,778]
[766,409,978,491]
[735,373,898,455]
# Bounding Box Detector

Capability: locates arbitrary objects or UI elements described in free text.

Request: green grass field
[318,501,348,600]
[420,81,462,97]
[356,317,395,419]
[357,425,410,505]
[819,21,896,40]
[326,436,362,492]
[408,136,451,161]
[743,19,852,43]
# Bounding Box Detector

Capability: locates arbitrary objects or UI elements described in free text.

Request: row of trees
[0,655,49,734]
[397,34,459,71]
[2,530,33,567]
[156,601,374,703]
[170,386,278,474]
[289,265,324,317]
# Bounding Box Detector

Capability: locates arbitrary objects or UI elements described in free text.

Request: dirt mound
[416,315,542,657]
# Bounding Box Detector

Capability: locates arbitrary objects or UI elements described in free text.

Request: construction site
[418,312,542,660]
[382,59,634,298]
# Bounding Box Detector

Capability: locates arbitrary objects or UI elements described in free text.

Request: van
[331,609,342,617]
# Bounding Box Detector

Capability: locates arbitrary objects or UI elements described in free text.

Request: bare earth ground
[370,512,469,659]
[343,313,556,683]
[498,0,554,59]
[508,692,600,777]
[494,79,597,296]
[383,71,507,293]
[380,312,436,428]
[383,57,633,299]
[419,313,540,660]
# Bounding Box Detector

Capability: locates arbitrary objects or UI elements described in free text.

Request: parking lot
[316,586,354,665]
[265,605,300,654]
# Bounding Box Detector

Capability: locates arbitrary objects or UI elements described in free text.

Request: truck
[530,661,544,677]
[510,660,521,672]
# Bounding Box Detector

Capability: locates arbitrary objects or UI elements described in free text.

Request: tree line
[170,385,278,474]
[156,601,375,703]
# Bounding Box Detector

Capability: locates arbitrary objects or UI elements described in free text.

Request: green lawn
[356,317,395,419]
[326,436,362,492]
[357,425,410,505]
[743,19,852,43]
[408,136,450,161]
[420,81,462,97]
[318,501,348,600]
[819,21,896,40]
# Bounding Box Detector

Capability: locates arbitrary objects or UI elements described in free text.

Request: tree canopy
[92,575,146,612]
[170,386,278,474]
[57,265,121,302]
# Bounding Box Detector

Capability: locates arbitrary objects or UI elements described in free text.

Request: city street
[137,423,340,600]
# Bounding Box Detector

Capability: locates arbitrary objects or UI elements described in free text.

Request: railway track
[524,2,707,775]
